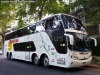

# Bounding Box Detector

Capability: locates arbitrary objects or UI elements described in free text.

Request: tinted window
[5,33,13,40]
[42,15,62,30]
[13,41,36,51]
[14,42,25,51]
[16,30,22,37]
[21,27,29,36]
[29,25,36,34]
[42,17,54,30]
[25,41,36,51]
[61,15,86,32]
[5,34,9,40]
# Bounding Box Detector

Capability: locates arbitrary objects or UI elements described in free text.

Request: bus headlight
[71,56,78,60]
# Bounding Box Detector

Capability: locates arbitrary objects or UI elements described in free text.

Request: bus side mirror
[89,38,97,47]
[64,34,74,45]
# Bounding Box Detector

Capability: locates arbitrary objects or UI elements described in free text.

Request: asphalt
[0,55,100,75]
[0,54,100,69]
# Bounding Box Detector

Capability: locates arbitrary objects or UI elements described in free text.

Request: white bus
[4,14,97,68]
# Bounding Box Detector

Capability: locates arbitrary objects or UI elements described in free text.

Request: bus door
[25,42,31,61]
[56,36,67,67]
[25,41,36,61]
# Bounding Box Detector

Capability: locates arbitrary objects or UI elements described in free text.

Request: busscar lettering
[11,38,18,43]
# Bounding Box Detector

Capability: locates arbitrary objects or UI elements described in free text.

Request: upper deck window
[42,15,62,30]
[61,15,86,32]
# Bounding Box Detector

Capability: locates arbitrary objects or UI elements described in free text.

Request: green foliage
[92,36,100,56]
[0,2,17,54]
[65,0,100,24]
[92,56,100,65]
[28,0,65,20]
[0,2,16,33]
[16,2,27,18]
[16,17,25,30]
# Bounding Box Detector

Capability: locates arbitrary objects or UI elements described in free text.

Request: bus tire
[33,54,40,66]
[7,52,9,59]
[8,53,11,60]
[9,52,12,60]
[42,55,49,68]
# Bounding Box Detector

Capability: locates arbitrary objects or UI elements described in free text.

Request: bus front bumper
[66,57,92,68]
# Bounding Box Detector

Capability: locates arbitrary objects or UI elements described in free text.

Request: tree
[65,0,100,24]
[15,1,27,30]
[0,2,16,54]
[27,0,65,20]
[14,0,65,29]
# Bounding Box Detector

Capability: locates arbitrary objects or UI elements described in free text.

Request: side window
[13,41,36,51]
[21,27,29,36]
[5,35,8,40]
[5,34,9,40]
[29,25,36,34]
[8,33,13,39]
[15,31,18,38]
[25,41,36,51]
[17,30,22,37]
[52,16,62,29]
[13,43,25,51]
[35,22,45,32]
[42,16,62,30]
[42,18,54,30]
[12,31,18,38]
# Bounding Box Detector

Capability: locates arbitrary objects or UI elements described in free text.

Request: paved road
[0,55,100,75]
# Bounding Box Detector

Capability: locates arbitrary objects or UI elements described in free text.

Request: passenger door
[25,42,30,61]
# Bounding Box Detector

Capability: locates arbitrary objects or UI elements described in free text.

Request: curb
[86,65,100,69]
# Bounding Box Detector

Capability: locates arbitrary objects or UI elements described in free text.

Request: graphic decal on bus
[39,34,50,55]
[7,38,18,51]
[8,40,13,51]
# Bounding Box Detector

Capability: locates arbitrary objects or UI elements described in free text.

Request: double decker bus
[4,14,97,68]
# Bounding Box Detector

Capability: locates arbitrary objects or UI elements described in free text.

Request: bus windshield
[67,32,90,52]
[61,14,86,32]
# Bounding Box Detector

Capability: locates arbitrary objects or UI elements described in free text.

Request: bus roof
[5,14,80,35]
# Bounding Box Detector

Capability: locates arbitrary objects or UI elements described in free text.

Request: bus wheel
[9,53,12,60]
[7,52,9,59]
[8,53,11,60]
[42,55,49,68]
[33,54,40,66]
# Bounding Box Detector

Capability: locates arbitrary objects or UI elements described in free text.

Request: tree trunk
[1,33,5,55]
[38,0,46,20]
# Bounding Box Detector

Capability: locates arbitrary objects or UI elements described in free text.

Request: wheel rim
[34,55,38,64]
[44,56,49,66]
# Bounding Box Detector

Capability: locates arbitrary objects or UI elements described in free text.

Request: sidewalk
[86,65,100,69]
[0,55,5,59]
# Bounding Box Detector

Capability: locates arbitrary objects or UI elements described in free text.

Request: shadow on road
[50,66,85,72]
[8,58,86,73]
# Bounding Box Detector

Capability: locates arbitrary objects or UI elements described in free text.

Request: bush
[92,56,100,65]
